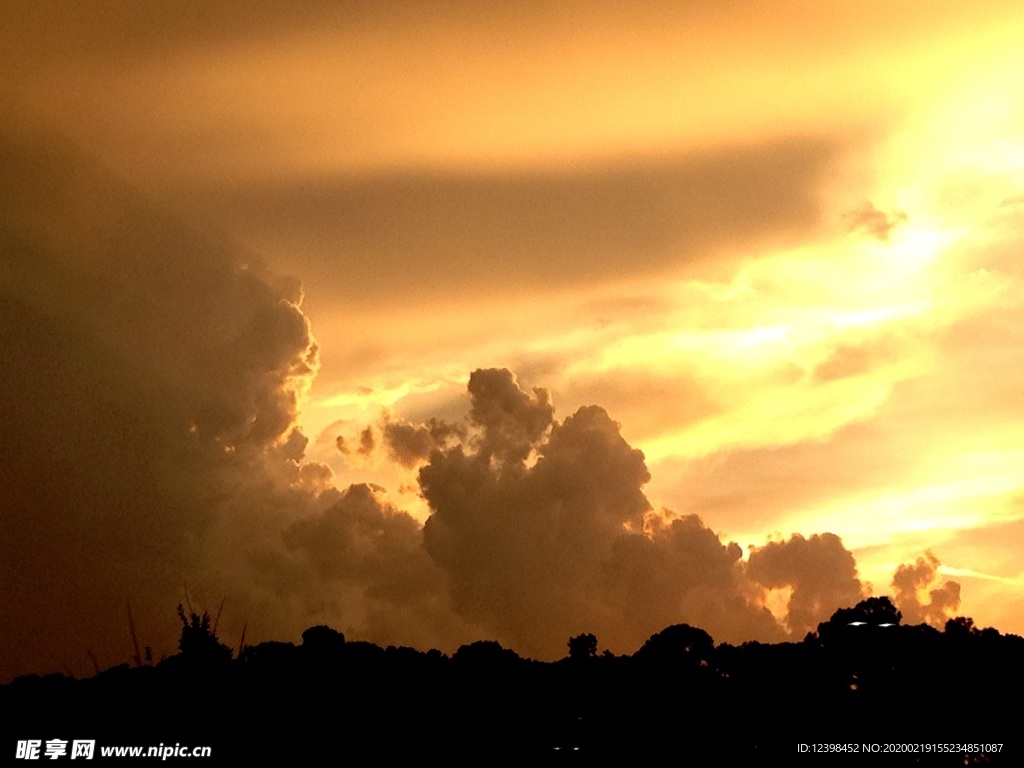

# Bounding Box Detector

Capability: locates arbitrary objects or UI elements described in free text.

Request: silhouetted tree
[817,596,901,642]
[858,596,902,624]
[301,625,346,658]
[567,633,598,660]
[176,604,231,665]
[635,624,713,664]
[945,616,978,637]
[452,640,521,666]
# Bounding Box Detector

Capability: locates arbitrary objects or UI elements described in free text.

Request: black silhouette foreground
[4,598,1018,764]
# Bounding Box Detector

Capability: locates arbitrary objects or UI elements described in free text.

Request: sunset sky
[3,1,1024,680]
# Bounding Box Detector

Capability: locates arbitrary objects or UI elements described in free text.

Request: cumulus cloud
[891,551,961,627]
[420,399,649,657]
[0,123,333,678]
[465,368,555,463]
[606,514,786,647]
[280,483,478,650]
[381,416,467,468]
[419,369,862,656]
[746,533,864,636]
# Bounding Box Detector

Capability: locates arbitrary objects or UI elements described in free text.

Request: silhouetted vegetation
[3,598,1019,763]
[567,632,598,660]
[174,604,232,667]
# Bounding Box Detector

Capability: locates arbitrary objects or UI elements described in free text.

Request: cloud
[0,122,895,674]
[812,334,902,383]
[0,124,327,679]
[0,2,342,66]
[606,514,786,646]
[556,368,721,444]
[646,412,925,541]
[419,369,862,656]
[465,368,555,463]
[187,138,837,312]
[281,483,477,649]
[382,416,466,468]
[420,395,649,657]
[746,533,864,636]
[843,201,908,242]
[891,551,961,627]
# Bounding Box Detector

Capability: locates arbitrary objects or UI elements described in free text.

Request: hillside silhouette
[4,597,1018,763]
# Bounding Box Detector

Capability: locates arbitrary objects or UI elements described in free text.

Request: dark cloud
[335,425,378,460]
[606,515,786,646]
[892,551,961,627]
[186,138,837,309]
[281,483,477,649]
[0,2,368,73]
[843,201,908,241]
[0,124,328,679]
[382,417,467,468]
[1,0,749,69]
[420,397,651,657]
[0,124,885,674]
[747,533,864,636]
[358,426,376,456]
[419,369,861,656]
[466,368,554,463]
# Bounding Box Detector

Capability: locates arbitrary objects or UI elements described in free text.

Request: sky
[3,1,1024,680]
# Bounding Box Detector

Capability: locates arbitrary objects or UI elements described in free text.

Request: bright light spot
[314,378,446,411]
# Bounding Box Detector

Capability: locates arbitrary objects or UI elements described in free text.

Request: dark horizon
[5,596,1017,763]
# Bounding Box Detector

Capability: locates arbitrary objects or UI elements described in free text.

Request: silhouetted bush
[175,604,231,666]
[567,632,598,660]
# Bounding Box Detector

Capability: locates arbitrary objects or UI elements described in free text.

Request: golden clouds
[5,0,1024,675]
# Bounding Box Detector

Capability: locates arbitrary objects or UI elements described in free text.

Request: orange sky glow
[2,1,1024,679]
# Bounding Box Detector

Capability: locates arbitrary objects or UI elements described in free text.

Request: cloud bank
[1,126,933,680]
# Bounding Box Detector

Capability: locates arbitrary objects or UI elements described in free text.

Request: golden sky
[3,1,1024,677]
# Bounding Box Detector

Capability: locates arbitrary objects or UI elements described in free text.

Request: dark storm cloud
[420,397,651,657]
[418,369,861,656]
[191,138,837,307]
[0,121,877,674]
[282,483,477,649]
[0,123,331,679]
